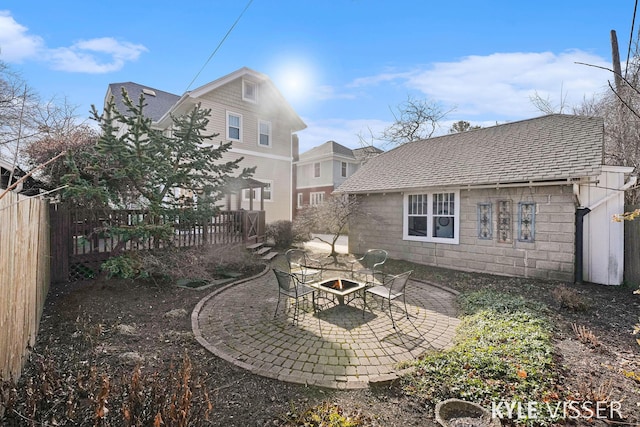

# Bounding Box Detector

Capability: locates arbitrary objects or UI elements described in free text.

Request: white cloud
[0,10,146,73]
[0,10,44,62]
[46,37,148,73]
[352,50,613,120]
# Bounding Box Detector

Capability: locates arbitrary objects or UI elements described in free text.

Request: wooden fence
[0,191,50,381]
[50,206,265,282]
[624,204,640,286]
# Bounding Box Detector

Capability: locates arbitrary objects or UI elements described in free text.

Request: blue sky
[0,1,635,153]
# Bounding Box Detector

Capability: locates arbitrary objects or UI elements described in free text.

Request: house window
[341,162,347,177]
[242,79,258,103]
[310,192,325,206]
[297,193,303,208]
[242,180,272,202]
[497,200,512,243]
[258,120,271,147]
[477,203,492,240]
[227,112,242,141]
[404,191,459,243]
[518,202,536,242]
[314,162,320,178]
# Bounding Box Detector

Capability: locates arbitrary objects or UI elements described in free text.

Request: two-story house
[293,140,381,217]
[105,67,306,223]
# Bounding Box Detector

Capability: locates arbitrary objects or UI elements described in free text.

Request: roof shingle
[336,114,604,194]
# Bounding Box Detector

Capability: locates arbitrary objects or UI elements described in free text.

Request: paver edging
[191,263,271,366]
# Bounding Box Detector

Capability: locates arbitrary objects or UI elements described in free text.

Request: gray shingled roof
[108,82,180,122]
[299,140,355,160]
[336,114,604,194]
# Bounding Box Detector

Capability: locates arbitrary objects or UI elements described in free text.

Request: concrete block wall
[348,185,576,282]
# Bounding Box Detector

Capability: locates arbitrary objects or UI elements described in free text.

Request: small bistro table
[307,277,366,306]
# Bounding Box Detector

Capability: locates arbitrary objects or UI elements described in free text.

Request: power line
[625,0,638,78]
[185,0,254,92]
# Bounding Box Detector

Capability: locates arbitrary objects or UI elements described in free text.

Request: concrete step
[261,251,279,261]
[256,246,271,255]
[246,242,264,251]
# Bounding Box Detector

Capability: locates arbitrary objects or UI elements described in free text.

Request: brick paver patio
[192,269,460,389]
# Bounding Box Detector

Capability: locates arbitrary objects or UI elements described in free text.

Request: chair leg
[274,293,282,319]
[403,294,409,319]
[389,299,396,329]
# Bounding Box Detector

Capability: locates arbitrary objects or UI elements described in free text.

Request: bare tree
[381,95,450,146]
[294,194,360,259]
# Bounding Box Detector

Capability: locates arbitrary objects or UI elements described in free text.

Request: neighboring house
[294,140,381,216]
[105,67,306,223]
[336,114,635,285]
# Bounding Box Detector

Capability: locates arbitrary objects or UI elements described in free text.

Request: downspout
[573,176,637,284]
[574,207,591,284]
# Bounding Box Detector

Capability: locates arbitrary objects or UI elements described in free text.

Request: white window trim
[242,179,273,202]
[258,119,272,147]
[341,161,347,177]
[402,190,460,244]
[297,193,303,208]
[313,162,321,178]
[242,79,258,103]
[310,191,325,206]
[226,111,242,142]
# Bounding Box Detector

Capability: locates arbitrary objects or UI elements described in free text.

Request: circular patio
[192,269,460,389]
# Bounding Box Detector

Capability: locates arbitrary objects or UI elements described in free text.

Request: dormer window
[242,79,258,103]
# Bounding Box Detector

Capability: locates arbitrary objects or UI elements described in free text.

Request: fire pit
[321,278,360,291]
[309,277,366,306]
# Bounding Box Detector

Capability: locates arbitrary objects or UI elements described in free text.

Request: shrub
[551,285,588,311]
[101,254,146,279]
[281,401,371,426]
[137,243,263,284]
[266,220,309,248]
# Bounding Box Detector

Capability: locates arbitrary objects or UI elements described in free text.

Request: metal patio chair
[285,248,323,284]
[273,268,316,325]
[364,270,413,329]
[349,249,388,285]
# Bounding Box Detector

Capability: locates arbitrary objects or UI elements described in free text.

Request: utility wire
[185,0,254,92]
[625,0,638,78]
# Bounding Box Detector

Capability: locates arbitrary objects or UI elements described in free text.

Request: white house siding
[348,185,576,282]
[195,79,297,222]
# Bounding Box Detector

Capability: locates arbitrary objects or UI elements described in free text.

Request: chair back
[285,249,307,271]
[273,268,295,292]
[362,249,388,270]
[388,270,412,295]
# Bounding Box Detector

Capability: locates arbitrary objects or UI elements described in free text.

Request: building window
[341,161,347,177]
[497,200,512,243]
[404,191,459,243]
[242,79,258,103]
[242,180,272,202]
[297,193,303,208]
[314,162,320,178]
[227,112,242,141]
[477,203,492,240]
[258,120,271,147]
[310,192,325,206]
[518,202,536,242]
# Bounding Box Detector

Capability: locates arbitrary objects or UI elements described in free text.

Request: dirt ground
[2,252,640,426]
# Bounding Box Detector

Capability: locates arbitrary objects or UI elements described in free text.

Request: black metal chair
[349,249,388,285]
[364,270,413,328]
[273,268,316,324]
[285,248,323,284]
